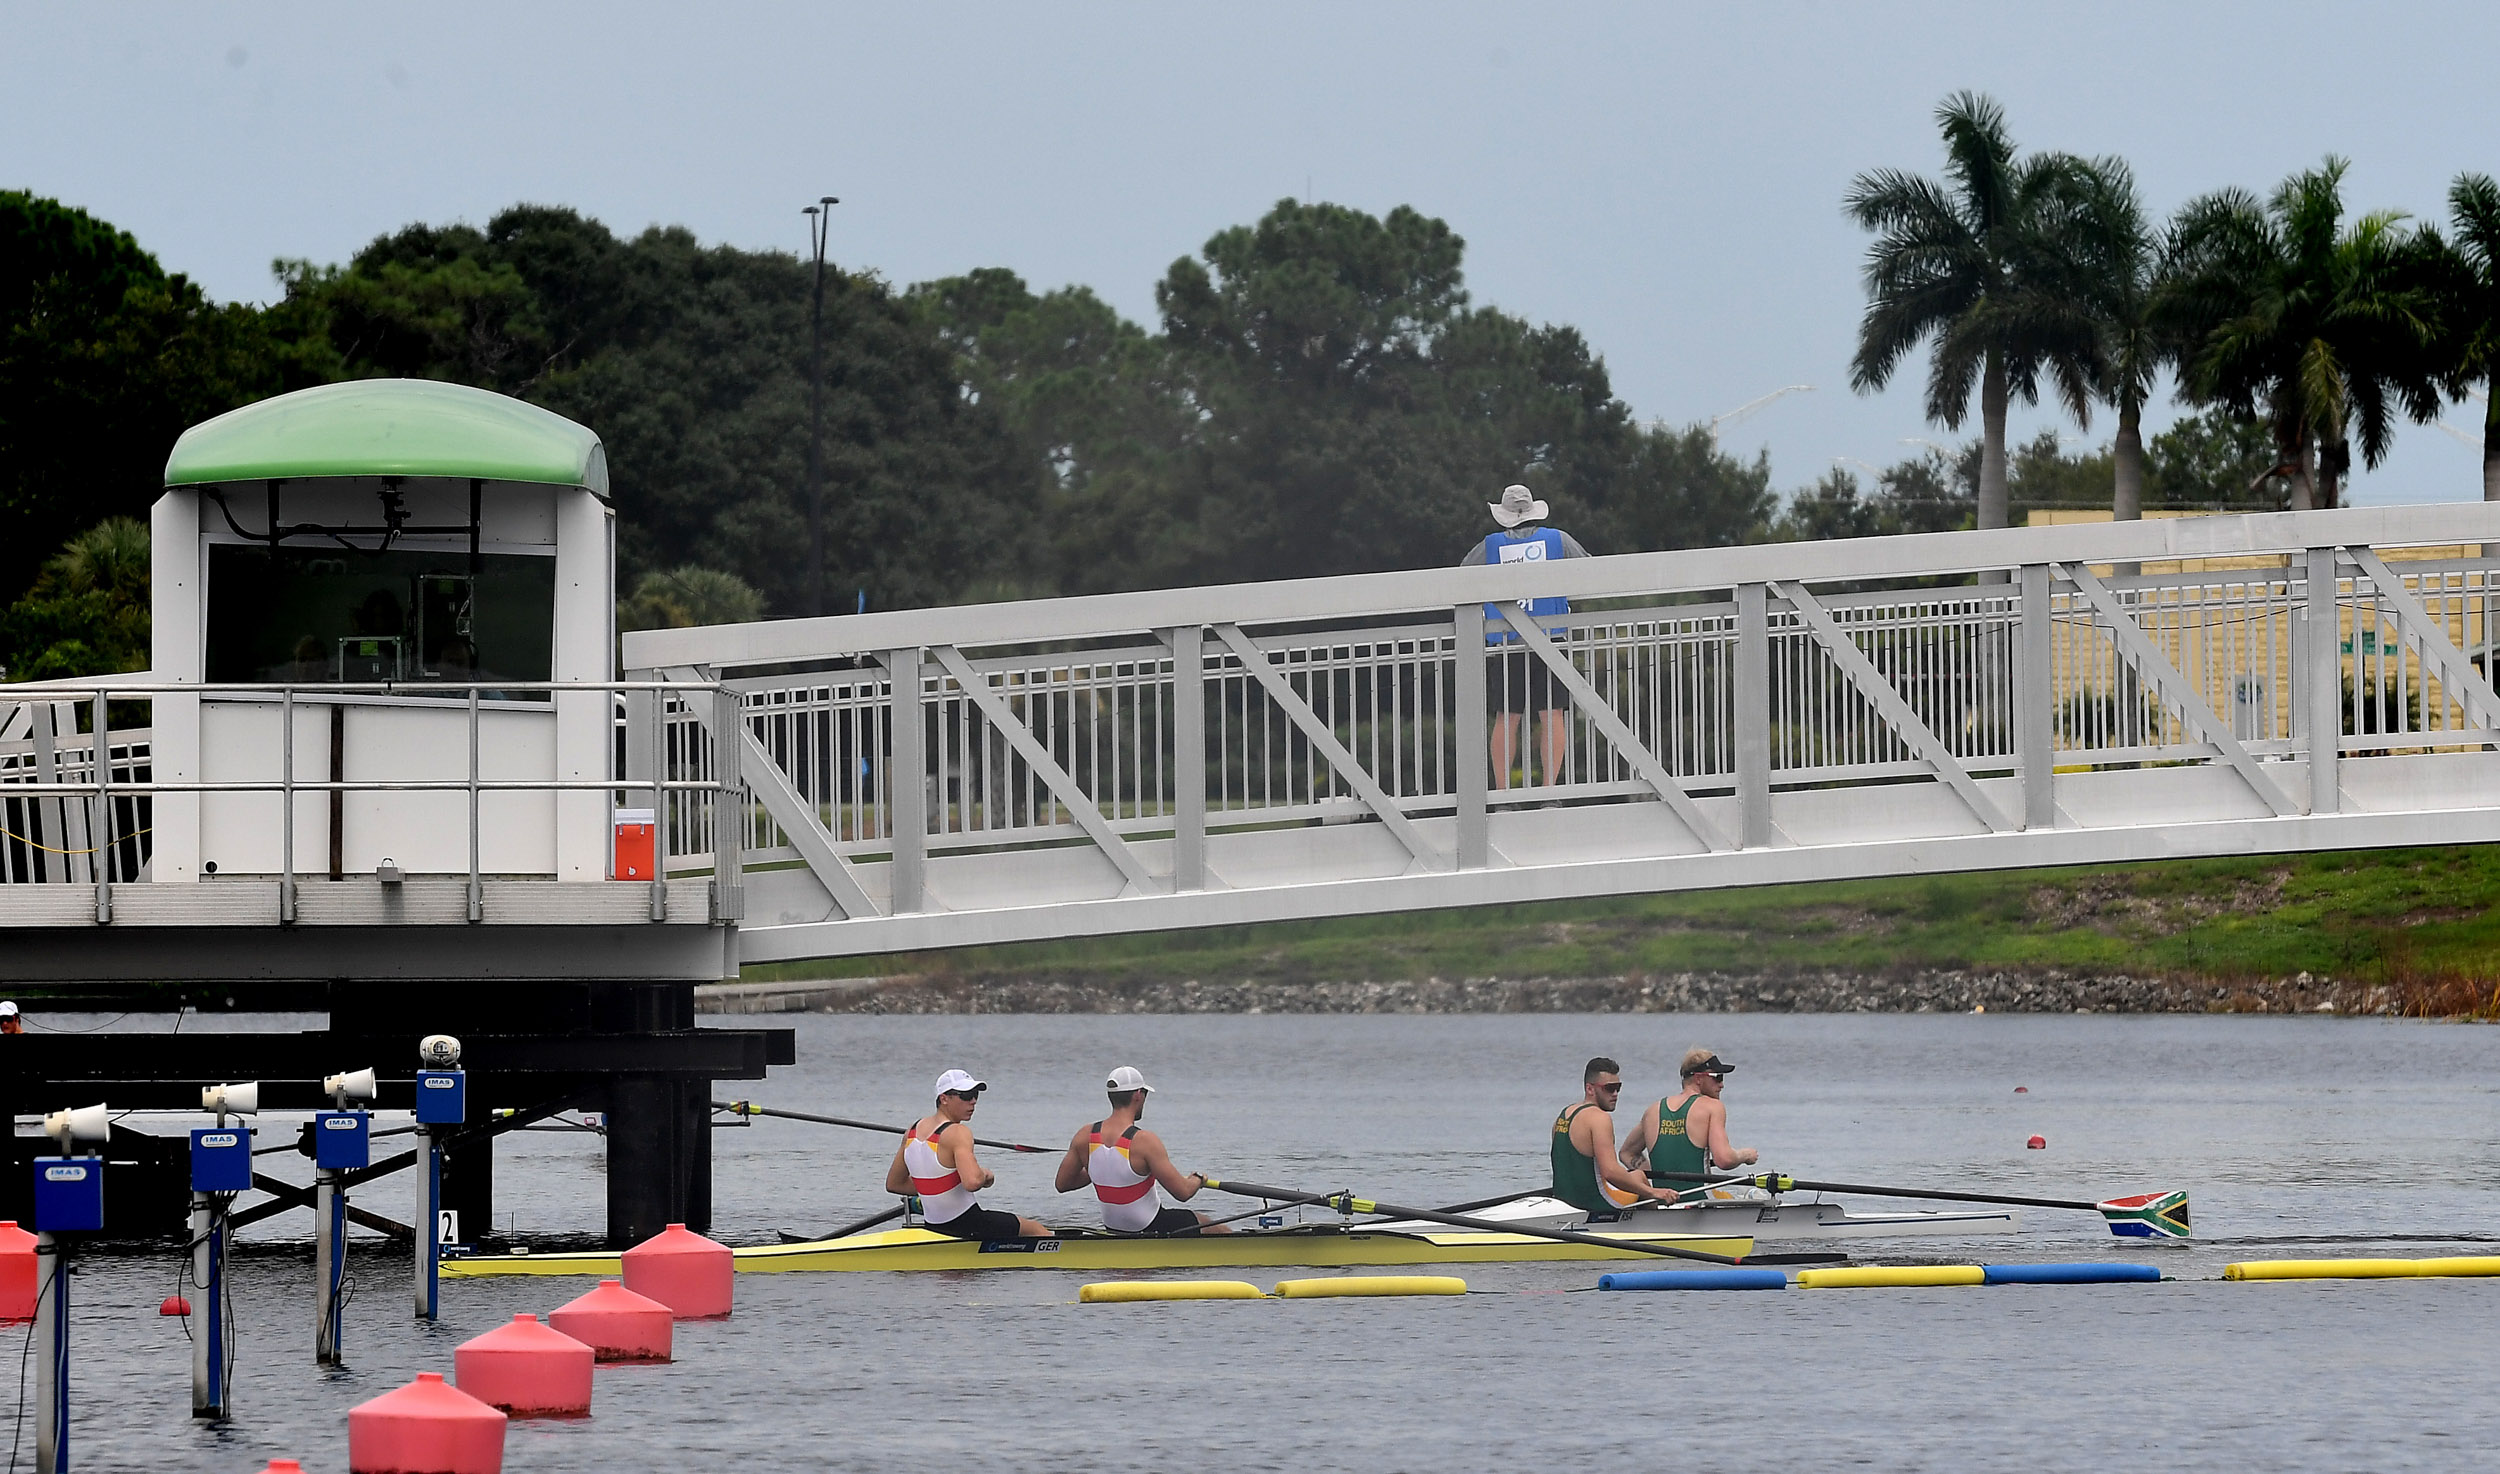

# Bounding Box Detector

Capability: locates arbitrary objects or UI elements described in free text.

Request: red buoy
[455,1313,594,1416]
[2014,1086,2029,1094]
[2026,1135,2047,1149]
[621,1222,734,1319]
[0,1220,34,1322]
[549,1278,674,1362]
[347,1371,507,1474]
[160,1295,192,1317]
[264,1463,307,1473]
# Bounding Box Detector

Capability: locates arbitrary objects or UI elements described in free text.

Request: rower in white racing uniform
[1054,1066,1228,1234]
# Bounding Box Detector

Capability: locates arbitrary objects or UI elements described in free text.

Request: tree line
[1849,91,2499,529]
[11,91,2491,676]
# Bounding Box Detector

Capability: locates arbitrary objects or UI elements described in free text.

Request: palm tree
[1847,92,2101,532]
[2429,173,2500,504]
[2166,158,2443,509]
[2072,157,2167,524]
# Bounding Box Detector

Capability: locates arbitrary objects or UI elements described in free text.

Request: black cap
[1685,1054,1734,1078]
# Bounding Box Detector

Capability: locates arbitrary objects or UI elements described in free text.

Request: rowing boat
[441,1221,1757,1278]
[1452,1193,2022,1241]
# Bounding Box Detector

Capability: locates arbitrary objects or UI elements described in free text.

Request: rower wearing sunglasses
[885,1069,1052,1241]
[1549,1056,1684,1216]
[1620,1049,1758,1189]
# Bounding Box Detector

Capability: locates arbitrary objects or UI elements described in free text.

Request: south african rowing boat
[441,1221,1757,1277]
[1460,1193,2022,1241]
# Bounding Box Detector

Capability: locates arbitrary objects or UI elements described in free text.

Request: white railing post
[711,684,745,920]
[885,648,926,913]
[1167,627,1207,891]
[1452,602,1489,869]
[648,686,669,922]
[2019,564,2056,829]
[1734,583,1773,848]
[466,687,482,924]
[91,689,111,921]
[2305,547,2343,815]
[282,687,298,922]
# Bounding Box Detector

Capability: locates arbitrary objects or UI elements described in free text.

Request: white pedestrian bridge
[10,499,2500,977]
[624,502,2500,965]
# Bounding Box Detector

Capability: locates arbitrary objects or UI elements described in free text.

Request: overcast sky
[9,2,2496,509]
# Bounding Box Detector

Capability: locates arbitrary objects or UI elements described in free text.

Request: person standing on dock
[1550,1057,1682,1216]
[885,1069,1052,1241]
[1054,1066,1229,1235]
[1621,1049,1758,1189]
[1460,484,1592,789]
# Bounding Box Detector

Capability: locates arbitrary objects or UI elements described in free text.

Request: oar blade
[2097,1189,2190,1239]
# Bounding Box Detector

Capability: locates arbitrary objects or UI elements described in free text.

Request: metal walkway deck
[621,504,2500,962]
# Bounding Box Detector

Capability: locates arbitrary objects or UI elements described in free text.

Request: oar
[1199,1178,1744,1265]
[715,1099,1051,1154]
[778,1203,908,1245]
[1647,1171,2191,1239]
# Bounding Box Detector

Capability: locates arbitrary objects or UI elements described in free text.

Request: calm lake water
[23,1010,2500,1471]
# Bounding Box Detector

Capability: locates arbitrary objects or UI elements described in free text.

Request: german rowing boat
[440,1221,1757,1278]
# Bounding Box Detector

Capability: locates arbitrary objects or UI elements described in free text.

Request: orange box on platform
[612,808,655,881]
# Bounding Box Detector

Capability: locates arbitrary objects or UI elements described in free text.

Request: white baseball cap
[1105,1065,1154,1094]
[0,1001,17,1017]
[933,1069,987,1098]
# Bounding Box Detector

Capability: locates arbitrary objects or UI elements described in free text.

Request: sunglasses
[1595,1082,1624,1094]
[944,1089,984,1100]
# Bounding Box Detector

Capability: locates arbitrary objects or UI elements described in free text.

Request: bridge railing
[624,505,2500,938]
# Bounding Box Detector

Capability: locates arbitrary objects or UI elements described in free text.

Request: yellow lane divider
[1078,1280,1265,1302]
[1795,1265,1986,1289]
[2224,1256,2500,1281]
[1273,1276,1466,1298]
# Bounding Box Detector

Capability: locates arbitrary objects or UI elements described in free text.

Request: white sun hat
[1489,483,1551,528]
[934,1068,987,1097]
[1105,1065,1155,1094]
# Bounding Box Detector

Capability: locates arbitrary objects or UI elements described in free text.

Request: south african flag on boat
[2098,1190,2191,1239]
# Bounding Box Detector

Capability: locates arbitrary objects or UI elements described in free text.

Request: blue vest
[1482,527,1570,645]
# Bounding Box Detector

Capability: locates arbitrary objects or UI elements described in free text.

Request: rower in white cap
[1054,1066,1227,1235]
[884,1068,1052,1240]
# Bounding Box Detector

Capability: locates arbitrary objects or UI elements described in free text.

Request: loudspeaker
[324,1068,378,1104]
[42,1103,110,1146]
[202,1081,261,1116]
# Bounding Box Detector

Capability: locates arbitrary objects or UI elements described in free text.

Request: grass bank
[744,845,2500,1014]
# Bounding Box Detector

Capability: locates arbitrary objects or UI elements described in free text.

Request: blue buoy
[1981,1262,2162,1285]
[1598,1268,1790,1291]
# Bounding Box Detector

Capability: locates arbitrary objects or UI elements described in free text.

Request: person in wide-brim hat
[1459,484,1591,788]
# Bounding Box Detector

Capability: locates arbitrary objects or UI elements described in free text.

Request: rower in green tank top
[1549,1057,1683,1215]
[1622,1048,1758,1190]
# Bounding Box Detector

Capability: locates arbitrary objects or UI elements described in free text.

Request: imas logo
[199,1133,240,1148]
[43,1165,89,1182]
[324,1117,358,1130]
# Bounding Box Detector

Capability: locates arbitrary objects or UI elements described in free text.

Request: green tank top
[1646,1094,1708,1185]
[1549,1104,1609,1213]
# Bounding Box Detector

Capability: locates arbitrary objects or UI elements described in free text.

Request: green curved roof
[164,379,608,494]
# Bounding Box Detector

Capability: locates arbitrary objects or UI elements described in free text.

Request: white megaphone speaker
[325,1068,378,1106]
[202,1081,260,1118]
[43,1103,110,1150]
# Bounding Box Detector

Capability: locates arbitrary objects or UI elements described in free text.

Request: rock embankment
[708,969,2389,1015]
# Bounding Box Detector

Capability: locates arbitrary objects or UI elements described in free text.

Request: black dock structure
[2,981,793,1248]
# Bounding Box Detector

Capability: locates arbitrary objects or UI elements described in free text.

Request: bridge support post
[1452,603,1489,868]
[885,648,926,912]
[2305,547,2341,814]
[2019,564,2056,829]
[1167,627,1207,890]
[1734,583,1773,848]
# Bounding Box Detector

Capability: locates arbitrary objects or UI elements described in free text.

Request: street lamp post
[804,196,839,618]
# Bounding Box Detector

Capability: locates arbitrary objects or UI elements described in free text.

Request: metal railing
[0,680,731,924]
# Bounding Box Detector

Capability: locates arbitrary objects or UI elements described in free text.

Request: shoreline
[699,968,2442,1017]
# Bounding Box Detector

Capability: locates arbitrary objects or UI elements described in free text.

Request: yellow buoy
[1078,1280,1266,1302]
[2224,1257,2500,1281]
[1272,1275,1468,1298]
[1795,1265,1986,1289]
